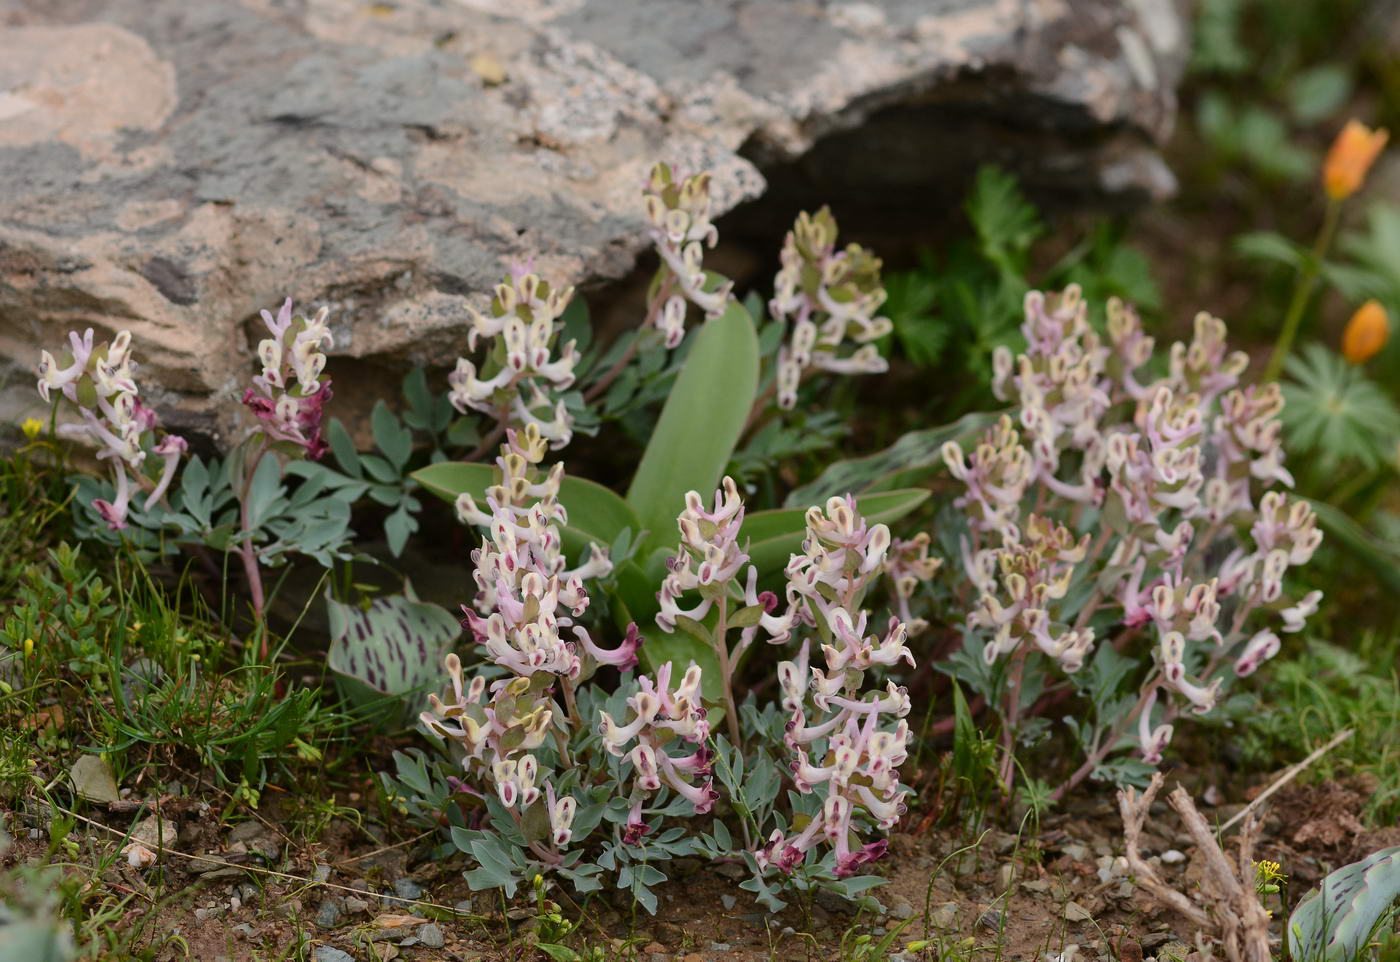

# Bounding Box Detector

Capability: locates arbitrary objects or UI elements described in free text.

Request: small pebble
[344,897,370,915]
[887,896,915,920]
[315,899,342,929]
[709,943,731,952]
[720,894,736,910]
[1064,901,1093,923]
[393,878,423,900]
[313,863,331,883]
[1160,849,1186,865]
[314,949,356,962]
[418,923,444,949]
[231,923,254,939]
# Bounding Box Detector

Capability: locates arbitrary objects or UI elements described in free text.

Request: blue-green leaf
[786,410,1001,506]
[372,400,414,470]
[1289,844,1400,962]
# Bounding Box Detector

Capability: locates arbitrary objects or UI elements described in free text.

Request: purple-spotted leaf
[326,590,461,725]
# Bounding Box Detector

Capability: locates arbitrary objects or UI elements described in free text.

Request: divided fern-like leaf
[1281,344,1400,471]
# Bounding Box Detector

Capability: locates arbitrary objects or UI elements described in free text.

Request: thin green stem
[236,439,271,656]
[1262,199,1341,383]
[712,594,742,746]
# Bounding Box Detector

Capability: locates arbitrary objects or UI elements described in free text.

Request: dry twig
[1119,774,1272,962]
[1217,727,1353,836]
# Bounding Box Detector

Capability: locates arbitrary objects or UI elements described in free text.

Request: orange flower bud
[1342,299,1389,364]
[1323,120,1389,201]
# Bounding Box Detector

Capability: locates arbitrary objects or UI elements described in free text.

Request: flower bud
[1341,299,1388,364]
[1323,120,1388,201]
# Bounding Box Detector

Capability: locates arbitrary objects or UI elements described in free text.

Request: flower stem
[236,439,270,659]
[1262,199,1341,383]
[1047,681,1158,803]
[712,595,742,746]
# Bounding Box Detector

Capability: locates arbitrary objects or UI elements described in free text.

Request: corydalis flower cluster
[642,163,733,346]
[770,208,892,409]
[598,661,716,844]
[449,265,578,449]
[242,297,334,460]
[758,496,918,878]
[943,286,1322,765]
[454,425,630,680]
[423,427,635,854]
[35,329,186,529]
[656,476,796,656]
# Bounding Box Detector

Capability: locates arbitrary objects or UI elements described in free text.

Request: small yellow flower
[1342,299,1389,364]
[1324,120,1389,201]
[20,418,43,440]
[23,638,34,658]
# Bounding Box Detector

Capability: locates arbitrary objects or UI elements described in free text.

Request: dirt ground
[5,767,1394,962]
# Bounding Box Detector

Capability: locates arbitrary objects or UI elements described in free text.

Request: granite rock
[0,0,1186,434]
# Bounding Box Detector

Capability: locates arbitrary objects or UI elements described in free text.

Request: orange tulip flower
[1323,120,1389,201]
[1342,299,1389,364]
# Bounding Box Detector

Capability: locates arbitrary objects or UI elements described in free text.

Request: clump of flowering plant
[422,427,725,896]
[33,302,355,643]
[242,297,335,460]
[756,495,918,878]
[34,329,187,531]
[770,208,893,410]
[942,286,1323,796]
[448,267,579,454]
[642,163,732,336]
[655,475,796,742]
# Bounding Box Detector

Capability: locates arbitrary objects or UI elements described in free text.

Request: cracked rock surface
[0,0,1186,434]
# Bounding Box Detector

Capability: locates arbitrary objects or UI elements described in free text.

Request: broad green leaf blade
[1289,845,1400,962]
[785,410,1001,506]
[410,461,493,503]
[606,560,724,703]
[625,301,759,552]
[326,591,461,726]
[742,489,931,577]
[410,461,641,560]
